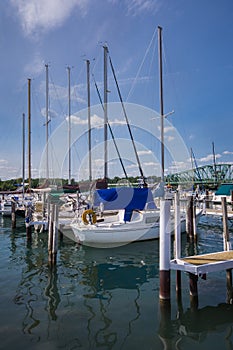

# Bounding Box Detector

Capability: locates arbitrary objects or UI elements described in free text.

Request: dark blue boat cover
[93,187,156,221]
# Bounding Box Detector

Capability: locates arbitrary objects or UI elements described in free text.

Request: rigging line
[90,44,103,84]
[92,73,129,181]
[49,70,66,119]
[109,55,147,186]
[71,64,85,108]
[126,27,157,102]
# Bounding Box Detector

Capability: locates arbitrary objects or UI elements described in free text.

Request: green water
[1,215,233,349]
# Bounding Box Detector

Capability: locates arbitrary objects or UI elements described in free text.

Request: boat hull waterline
[67,209,202,248]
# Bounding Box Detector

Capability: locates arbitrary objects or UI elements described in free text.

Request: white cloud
[198,153,221,163]
[138,150,152,156]
[10,0,89,38]
[164,126,175,133]
[165,135,175,142]
[69,115,87,125]
[223,150,233,155]
[125,0,160,16]
[24,53,44,76]
[126,164,138,169]
[43,81,87,105]
[69,113,103,127]
[41,108,58,119]
[109,119,127,125]
[91,114,104,127]
[143,161,159,167]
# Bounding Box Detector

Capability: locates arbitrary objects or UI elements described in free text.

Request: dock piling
[48,204,58,265]
[222,197,230,251]
[11,200,16,229]
[189,273,198,309]
[221,197,233,303]
[25,203,32,240]
[159,199,171,301]
[186,196,194,239]
[174,192,182,301]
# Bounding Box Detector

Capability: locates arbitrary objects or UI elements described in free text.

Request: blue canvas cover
[215,183,233,196]
[93,187,156,221]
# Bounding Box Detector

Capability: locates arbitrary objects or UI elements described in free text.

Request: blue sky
[0,0,233,181]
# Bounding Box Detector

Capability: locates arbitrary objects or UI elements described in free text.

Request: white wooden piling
[174,192,181,260]
[174,192,182,300]
[159,199,171,300]
[193,199,197,239]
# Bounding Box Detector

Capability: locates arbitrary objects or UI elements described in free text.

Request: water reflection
[2,215,233,349]
[44,265,60,321]
[13,231,61,338]
[159,300,233,349]
[59,240,159,348]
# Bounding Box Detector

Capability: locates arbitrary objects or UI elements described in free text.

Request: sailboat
[64,27,203,247]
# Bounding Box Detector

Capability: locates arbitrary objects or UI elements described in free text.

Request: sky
[0,0,233,182]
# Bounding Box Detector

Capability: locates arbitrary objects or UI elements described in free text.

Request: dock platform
[170,250,233,275]
[204,208,233,218]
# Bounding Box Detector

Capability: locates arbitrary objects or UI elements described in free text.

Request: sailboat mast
[28,78,31,191]
[22,113,25,199]
[67,66,71,185]
[45,64,49,181]
[158,26,165,183]
[86,60,92,182]
[212,141,217,185]
[103,45,108,181]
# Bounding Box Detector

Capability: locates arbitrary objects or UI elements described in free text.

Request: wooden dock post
[222,197,230,251]
[221,197,233,303]
[205,189,209,209]
[52,204,59,265]
[189,273,198,309]
[186,196,194,239]
[48,204,58,265]
[42,191,46,219]
[48,204,54,263]
[25,203,32,240]
[159,199,171,301]
[11,200,16,229]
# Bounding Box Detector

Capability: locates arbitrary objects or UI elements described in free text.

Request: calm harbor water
[1,214,233,349]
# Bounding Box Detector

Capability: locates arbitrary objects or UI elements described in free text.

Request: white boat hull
[66,209,202,248]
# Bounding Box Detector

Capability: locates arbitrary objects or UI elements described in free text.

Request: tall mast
[212,141,217,185]
[67,66,71,185]
[103,45,108,181]
[86,60,92,182]
[28,78,31,191]
[45,64,49,181]
[158,26,164,183]
[22,113,25,199]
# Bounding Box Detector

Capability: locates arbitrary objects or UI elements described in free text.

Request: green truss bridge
[165,163,233,186]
